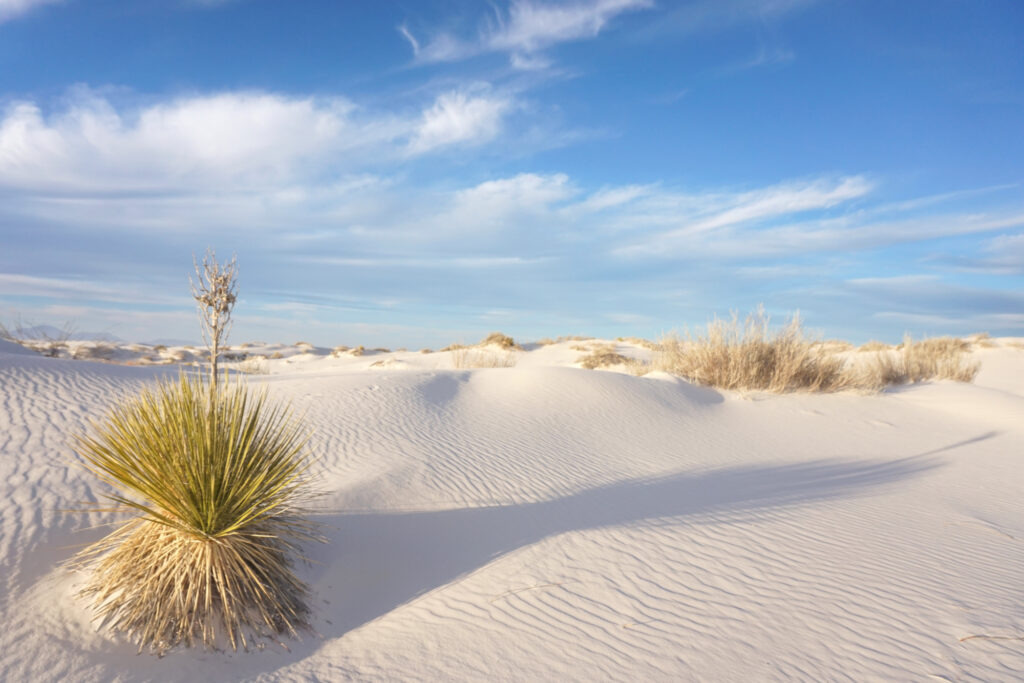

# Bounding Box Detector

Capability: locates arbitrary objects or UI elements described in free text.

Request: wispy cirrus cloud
[399,0,652,67]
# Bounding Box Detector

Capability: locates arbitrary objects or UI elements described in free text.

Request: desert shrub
[330,345,350,357]
[152,344,168,352]
[451,347,517,368]
[850,335,979,388]
[71,374,319,654]
[372,347,391,354]
[534,338,555,346]
[419,348,432,354]
[71,342,116,361]
[238,356,270,375]
[479,332,520,350]
[269,351,284,359]
[576,345,649,374]
[654,309,849,393]
[349,345,365,357]
[440,343,466,352]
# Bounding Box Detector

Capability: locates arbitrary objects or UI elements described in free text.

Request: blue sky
[1,0,1022,347]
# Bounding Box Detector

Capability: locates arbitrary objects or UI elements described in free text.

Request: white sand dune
[1,340,1022,680]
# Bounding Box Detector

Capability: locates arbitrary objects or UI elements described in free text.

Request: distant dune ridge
[0,328,1022,679]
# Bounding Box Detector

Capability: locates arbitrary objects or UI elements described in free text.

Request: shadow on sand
[291,443,984,660]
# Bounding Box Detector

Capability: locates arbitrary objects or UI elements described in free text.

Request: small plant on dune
[577,344,630,370]
[479,332,521,350]
[451,346,517,368]
[70,252,320,655]
[850,335,979,388]
[71,374,318,654]
[654,307,848,393]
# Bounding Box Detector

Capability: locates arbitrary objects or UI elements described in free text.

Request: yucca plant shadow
[294,439,989,655]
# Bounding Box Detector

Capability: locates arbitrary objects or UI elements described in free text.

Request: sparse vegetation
[238,355,270,375]
[849,335,980,389]
[577,344,631,369]
[479,332,520,350]
[858,341,892,352]
[654,309,981,393]
[654,309,849,393]
[451,347,517,368]
[71,341,116,361]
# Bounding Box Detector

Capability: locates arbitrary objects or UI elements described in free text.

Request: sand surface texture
[1,340,1022,681]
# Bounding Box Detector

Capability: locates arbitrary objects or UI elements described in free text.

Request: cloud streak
[400,0,652,67]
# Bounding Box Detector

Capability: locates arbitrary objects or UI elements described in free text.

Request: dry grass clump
[479,332,521,350]
[858,341,892,352]
[238,356,270,375]
[419,348,432,354]
[852,335,980,389]
[71,374,318,655]
[654,310,849,393]
[576,344,648,375]
[440,343,465,352]
[534,337,555,346]
[967,332,996,348]
[349,345,365,357]
[451,347,517,368]
[71,341,116,361]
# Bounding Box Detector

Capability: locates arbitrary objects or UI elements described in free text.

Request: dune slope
[0,344,1022,681]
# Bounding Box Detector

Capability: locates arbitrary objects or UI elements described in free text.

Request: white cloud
[401,0,652,67]
[408,91,511,154]
[0,88,521,196]
[0,0,59,23]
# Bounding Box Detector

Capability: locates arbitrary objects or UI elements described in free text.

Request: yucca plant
[71,372,319,655]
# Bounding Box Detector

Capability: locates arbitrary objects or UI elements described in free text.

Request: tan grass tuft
[451,347,517,368]
[849,335,979,388]
[653,309,849,393]
[479,332,521,350]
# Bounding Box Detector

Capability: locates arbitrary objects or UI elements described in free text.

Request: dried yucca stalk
[191,249,237,390]
[71,373,319,655]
